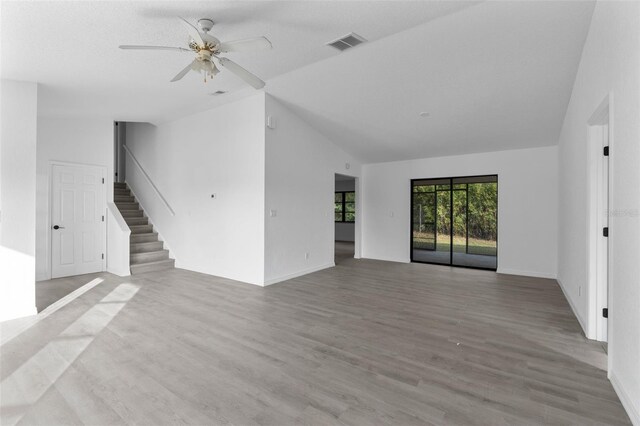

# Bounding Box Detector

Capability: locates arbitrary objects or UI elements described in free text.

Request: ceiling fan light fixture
[121,16,268,88]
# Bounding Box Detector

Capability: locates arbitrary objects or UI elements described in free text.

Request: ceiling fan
[120,17,271,89]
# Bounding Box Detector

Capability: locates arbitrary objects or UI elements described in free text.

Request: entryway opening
[114,121,126,183]
[411,175,498,270]
[335,174,356,265]
[587,96,610,346]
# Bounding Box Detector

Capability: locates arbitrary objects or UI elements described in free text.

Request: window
[411,175,497,270]
[335,191,355,222]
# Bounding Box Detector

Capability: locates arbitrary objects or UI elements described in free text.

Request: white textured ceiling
[1,1,594,163]
[1,1,478,122]
[267,1,596,162]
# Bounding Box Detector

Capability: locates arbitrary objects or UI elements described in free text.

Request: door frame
[333,173,361,261]
[586,94,612,346]
[48,160,107,280]
[410,174,499,271]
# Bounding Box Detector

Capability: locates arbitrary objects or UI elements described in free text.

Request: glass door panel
[412,176,497,270]
[412,180,451,265]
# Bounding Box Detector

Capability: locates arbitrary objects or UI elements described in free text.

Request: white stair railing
[123,144,175,216]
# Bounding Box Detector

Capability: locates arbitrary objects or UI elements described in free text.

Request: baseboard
[556,277,589,337]
[496,268,557,279]
[610,371,640,425]
[264,263,335,286]
[107,267,130,277]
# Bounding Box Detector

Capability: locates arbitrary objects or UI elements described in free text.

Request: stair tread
[130,250,169,264]
[132,258,173,265]
[130,258,175,274]
[113,183,173,274]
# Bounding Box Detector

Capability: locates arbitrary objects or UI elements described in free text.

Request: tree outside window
[335,192,355,222]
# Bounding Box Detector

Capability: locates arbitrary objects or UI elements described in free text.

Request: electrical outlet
[269,209,277,217]
[578,286,581,296]
[305,252,309,260]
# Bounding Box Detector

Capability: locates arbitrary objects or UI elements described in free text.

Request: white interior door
[51,164,105,278]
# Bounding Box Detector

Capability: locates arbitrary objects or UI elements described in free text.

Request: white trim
[586,93,612,344]
[496,268,557,279]
[556,277,588,336]
[610,371,640,426]
[263,263,335,286]
[48,161,107,280]
[0,277,103,347]
[106,268,130,277]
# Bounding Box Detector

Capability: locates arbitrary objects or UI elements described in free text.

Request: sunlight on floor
[1,278,105,347]
[0,283,139,425]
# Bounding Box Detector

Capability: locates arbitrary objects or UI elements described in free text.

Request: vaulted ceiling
[1,1,594,163]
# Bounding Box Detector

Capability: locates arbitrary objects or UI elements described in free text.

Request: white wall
[557,2,640,422]
[0,80,38,321]
[35,117,114,281]
[335,179,356,242]
[264,95,361,285]
[125,94,266,286]
[362,146,558,278]
[106,202,130,277]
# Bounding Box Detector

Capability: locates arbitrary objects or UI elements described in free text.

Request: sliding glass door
[411,175,497,270]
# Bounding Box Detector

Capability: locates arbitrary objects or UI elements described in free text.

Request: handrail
[123,144,176,216]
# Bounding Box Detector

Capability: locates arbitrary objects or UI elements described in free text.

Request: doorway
[587,98,610,343]
[335,174,356,264]
[114,121,126,183]
[50,163,106,279]
[411,175,498,270]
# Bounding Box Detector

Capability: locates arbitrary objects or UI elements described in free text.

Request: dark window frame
[410,174,498,271]
[335,191,356,223]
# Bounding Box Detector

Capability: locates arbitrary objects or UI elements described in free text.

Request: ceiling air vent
[326,32,367,51]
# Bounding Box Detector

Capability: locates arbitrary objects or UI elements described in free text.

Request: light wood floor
[1,252,630,425]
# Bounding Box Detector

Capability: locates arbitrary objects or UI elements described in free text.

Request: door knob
[52,225,65,230]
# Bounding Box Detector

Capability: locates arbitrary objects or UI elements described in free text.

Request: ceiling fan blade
[119,45,191,52]
[218,37,273,53]
[178,17,204,47]
[216,57,265,89]
[171,60,196,82]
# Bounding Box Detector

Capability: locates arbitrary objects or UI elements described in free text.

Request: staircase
[114,182,175,274]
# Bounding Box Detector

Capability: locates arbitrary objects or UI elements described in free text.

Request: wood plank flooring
[0,251,630,425]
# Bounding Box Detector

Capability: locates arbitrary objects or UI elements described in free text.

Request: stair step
[124,216,148,226]
[130,241,164,253]
[129,224,153,234]
[116,202,139,210]
[120,209,143,218]
[115,195,135,203]
[114,188,131,196]
[114,182,127,189]
[130,259,175,275]
[130,232,159,243]
[131,250,169,264]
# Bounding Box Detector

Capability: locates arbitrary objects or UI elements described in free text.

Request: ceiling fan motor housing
[198,18,215,33]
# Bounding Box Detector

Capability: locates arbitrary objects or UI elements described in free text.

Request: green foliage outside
[335,191,356,222]
[413,182,497,256]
